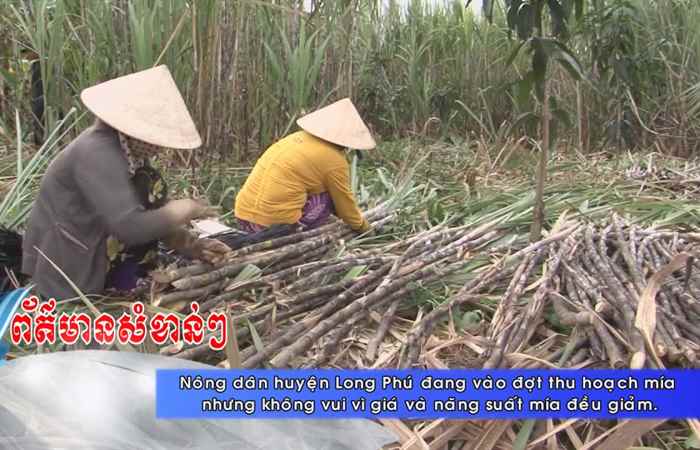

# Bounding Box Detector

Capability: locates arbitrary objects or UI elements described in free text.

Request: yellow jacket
[234,131,370,232]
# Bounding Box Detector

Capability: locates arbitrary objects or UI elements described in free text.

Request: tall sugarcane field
[2,0,700,449]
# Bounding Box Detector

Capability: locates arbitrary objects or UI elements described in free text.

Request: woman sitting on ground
[21,66,230,301]
[234,98,375,235]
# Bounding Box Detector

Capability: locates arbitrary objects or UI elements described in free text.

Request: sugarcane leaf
[350,152,359,194]
[516,2,534,40]
[551,103,572,129]
[428,199,447,224]
[377,168,393,192]
[482,0,496,22]
[553,48,585,82]
[342,265,367,281]
[515,71,535,109]
[547,0,568,39]
[33,247,135,352]
[246,319,268,367]
[0,66,19,87]
[505,39,528,67]
[573,0,584,20]
[513,420,536,450]
[685,432,700,449]
[458,310,482,333]
[233,264,262,283]
[225,312,242,368]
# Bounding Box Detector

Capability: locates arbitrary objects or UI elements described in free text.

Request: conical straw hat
[80,65,201,150]
[296,98,376,150]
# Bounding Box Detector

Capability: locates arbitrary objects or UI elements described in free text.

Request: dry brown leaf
[505,352,560,369]
[370,311,407,343]
[563,422,584,449]
[225,307,242,368]
[378,419,423,450]
[427,421,469,450]
[526,419,578,449]
[577,421,621,450]
[594,419,666,450]
[427,335,486,356]
[417,419,446,441]
[546,419,557,450]
[465,421,512,450]
[424,352,449,369]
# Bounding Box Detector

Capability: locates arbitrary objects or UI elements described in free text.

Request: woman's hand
[192,238,232,265]
[163,228,232,265]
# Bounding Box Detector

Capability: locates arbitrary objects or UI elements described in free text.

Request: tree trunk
[576,81,589,152]
[530,79,550,242]
[530,1,550,242]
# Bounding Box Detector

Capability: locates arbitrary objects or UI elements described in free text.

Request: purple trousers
[238,192,335,234]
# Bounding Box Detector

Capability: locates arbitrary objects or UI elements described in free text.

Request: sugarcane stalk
[489,253,538,338]
[152,263,210,285]
[154,279,227,307]
[506,288,547,356]
[584,228,639,324]
[564,262,627,368]
[222,204,390,258]
[366,297,403,362]
[568,347,591,366]
[647,244,689,319]
[613,215,645,292]
[269,258,469,368]
[587,328,606,362]
[505,238,571,357]
[242,265,391,368]
[483,320,518,369]
[550,292,594,326]
[228,222,345,258]
[173,234,343,290]
[284,256,391,294]
[400,259,519,369]
[171,262,249,291]
[264,241,335,273]
[651,241,700,316]
[283,276,366,306]
[664,311,700,341]
[314,288,408,368]
[365,229,484,363]
[655,319,681,362]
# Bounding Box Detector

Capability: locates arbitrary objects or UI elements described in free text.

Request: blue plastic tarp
[0,287,33,365]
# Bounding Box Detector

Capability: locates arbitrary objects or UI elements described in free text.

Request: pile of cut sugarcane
[152,204,700,371]
[153,199,509,367]
[477,214,700,372]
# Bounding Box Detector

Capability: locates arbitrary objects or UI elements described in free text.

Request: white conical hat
[296,98,376,150]
[80,65,201,149]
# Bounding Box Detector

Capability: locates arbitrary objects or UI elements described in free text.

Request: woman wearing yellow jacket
[234,98,375,234]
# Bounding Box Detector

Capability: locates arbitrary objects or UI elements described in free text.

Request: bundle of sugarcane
[387,215,700,450]
[157,212,510,367]
[150,201,395,310]
[450,214,700,371]
[398,221,579,369]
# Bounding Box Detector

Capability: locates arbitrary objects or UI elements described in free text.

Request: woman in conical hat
[234,98,375,235]
[21,65,230,301]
